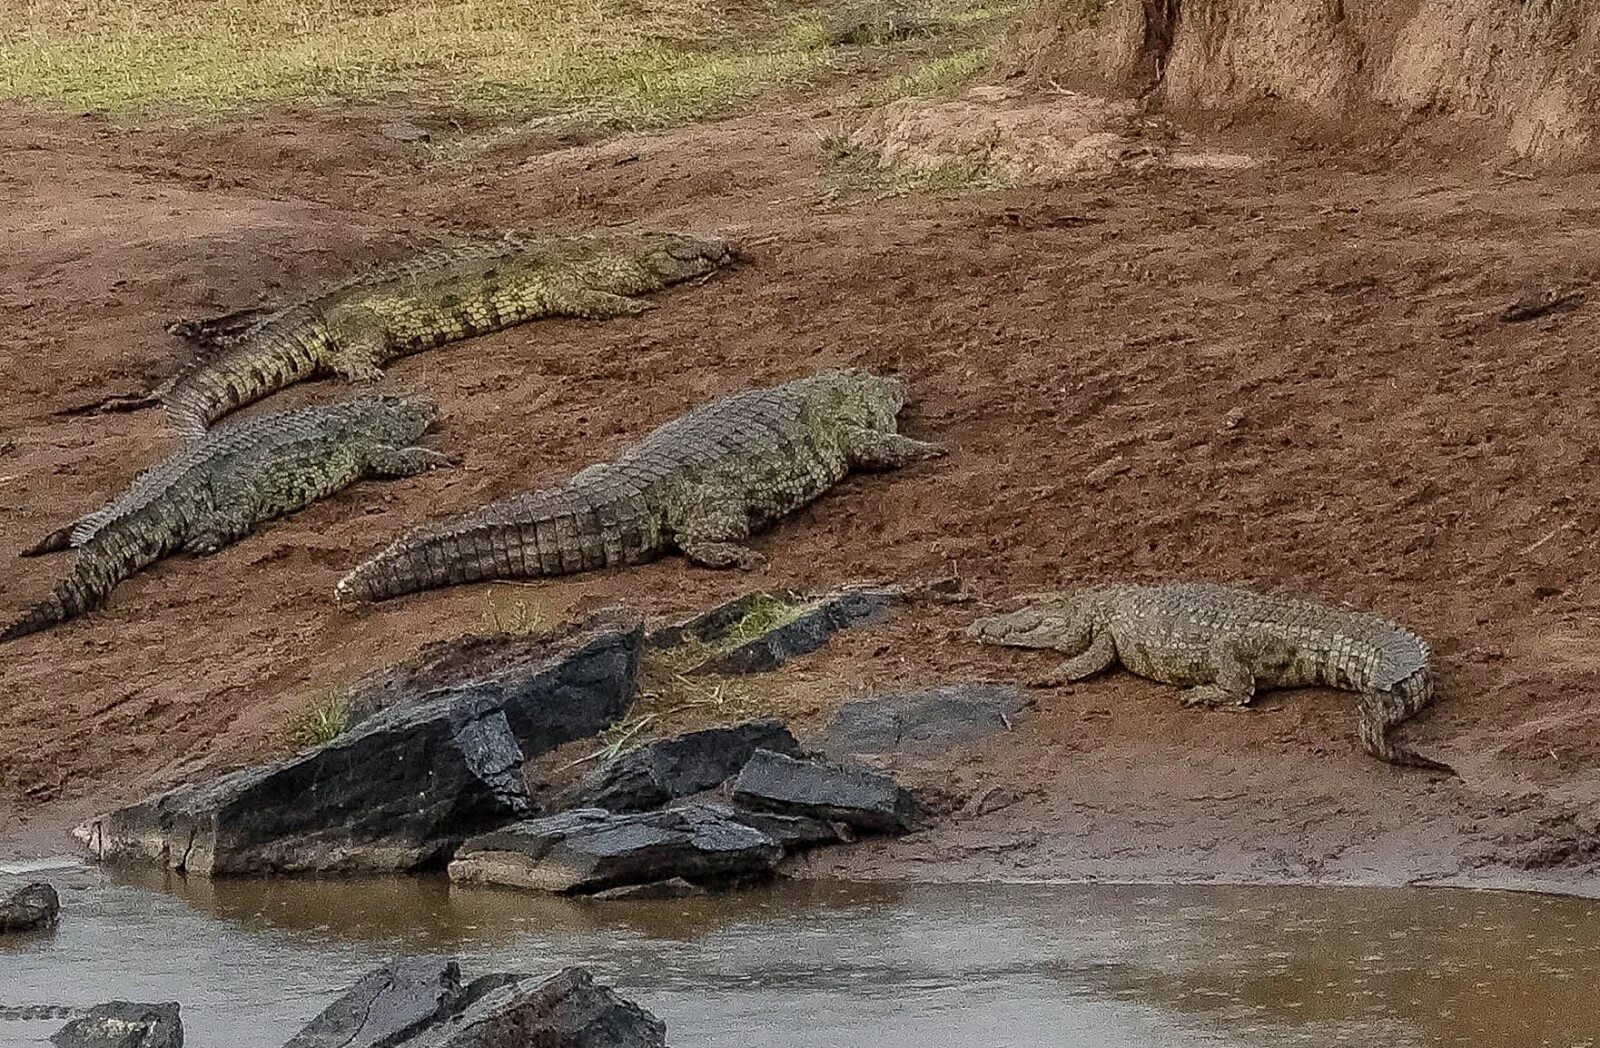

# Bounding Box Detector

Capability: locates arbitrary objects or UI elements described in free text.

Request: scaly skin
[968,582,1454,773]
[336,369,944,605]
[5,394,448,641]
[158,231,734,439]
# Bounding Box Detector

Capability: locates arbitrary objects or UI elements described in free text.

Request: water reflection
[2,867,1597,1048]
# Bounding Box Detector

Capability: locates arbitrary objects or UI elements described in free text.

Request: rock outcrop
[731,750,921,834]
[77,616,642,875]
[555,719,800,813]
[51,1002,182,1048]
[0,881,60,933]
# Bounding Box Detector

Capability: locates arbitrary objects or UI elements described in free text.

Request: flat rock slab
[396,968,666,1048]
[649,587,901,676]
[449,805,780,895]
[0,881,60,933]
[78,617,641,875]
[731,750,920,834]
[557,718,800,813]
[823,683,1029,758]
[52,1002,182,1048]
[284,956,461,1048]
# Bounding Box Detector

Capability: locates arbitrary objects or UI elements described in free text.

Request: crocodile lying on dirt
[969,582,1455,773]
[336,368,944,605]
[157,231,734,439]
[6,395,448,641]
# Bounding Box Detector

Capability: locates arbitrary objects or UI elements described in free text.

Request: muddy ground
[3,96,1600,893]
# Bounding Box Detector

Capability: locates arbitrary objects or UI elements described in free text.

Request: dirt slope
[3,97,1600,888]
[1009,0,1600,161]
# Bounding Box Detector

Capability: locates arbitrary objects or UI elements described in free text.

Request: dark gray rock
[51,1002,181,1048]
[703,805,844,851]
[649,587,901,676]
[78,617,642,875]
[449,804,780,894]
[557,719,800,813]
[731,750,919,834]
[823,683,1029,758]
[397,968,665,1048]
[284,956,461,1048]
[0,881,60,933]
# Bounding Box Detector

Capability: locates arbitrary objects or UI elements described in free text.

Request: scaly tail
[4,529,169,642]
[158,317,327,439]
[336,487,660,605]
[19,523,75,557]
[2,559,114,642]
[1356,673,1456,775]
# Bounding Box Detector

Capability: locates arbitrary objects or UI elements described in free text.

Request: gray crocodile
[6,394,448,641]
[969,582,1454,772]
[158,231,733,439]
[336,369,944,605]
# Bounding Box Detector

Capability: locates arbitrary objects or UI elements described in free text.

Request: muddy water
[2,864,1598,1048]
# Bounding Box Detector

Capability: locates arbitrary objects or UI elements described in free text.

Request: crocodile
[336,369,944,605]
[968,582,1455,773]
[6,394,448,641]
[157,231,734,439]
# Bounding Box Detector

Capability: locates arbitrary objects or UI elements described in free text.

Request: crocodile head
[815,368,906,431]
[631,231,735,282]
[967,589,1108,651]
[364,393,440,441]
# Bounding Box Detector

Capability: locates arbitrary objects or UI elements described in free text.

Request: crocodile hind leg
[1035,629,1117,687]
[669,485,760,569]
[328,328,388,383]
[1181,631,1294,709]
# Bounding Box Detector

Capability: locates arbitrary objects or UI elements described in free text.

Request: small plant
[289,689,350,748]
[480,588,545,635]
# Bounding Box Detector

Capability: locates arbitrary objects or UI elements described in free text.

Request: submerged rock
[449,804,781,895]
[556,719,801,813]
[0,881,60,933]
[731,750,920,834]
[78,616,642,875]
[823,683,1029,758]
[649,587,901,676]
[283,964,664,1048]
[51,1002,182,1048]
[283,956,461,1048]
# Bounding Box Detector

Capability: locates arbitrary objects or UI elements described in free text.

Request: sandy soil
[3,97,1600,892]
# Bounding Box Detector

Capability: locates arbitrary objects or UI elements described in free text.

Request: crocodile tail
[19,523,75,557]
[159,318,327,439]
[1356,671,1457,774]
[2,561,109,642]
[336,486,660,605]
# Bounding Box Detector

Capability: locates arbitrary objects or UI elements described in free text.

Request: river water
[2,862,1597,1047]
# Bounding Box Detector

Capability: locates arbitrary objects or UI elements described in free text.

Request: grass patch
[819,131,1008,198]
[478,587,547,636]
[288,689,351,748]
[865,44,992,102]
[0,0,833,123]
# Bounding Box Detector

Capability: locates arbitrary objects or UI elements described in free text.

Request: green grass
[0,0,833,122]
[288,689,351,748]
[865,43,992,102]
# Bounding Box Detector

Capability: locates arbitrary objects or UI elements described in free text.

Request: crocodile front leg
[561,288,653,320]
[366,446,455,478]
[1037,629,1117,686]
[669,484,760,569]
[850,431,946,471]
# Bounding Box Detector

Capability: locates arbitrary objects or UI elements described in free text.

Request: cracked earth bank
[3,91,1600,896]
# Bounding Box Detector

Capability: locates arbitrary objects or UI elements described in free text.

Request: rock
[78,617,641,875]
[379,119,432,144]
[557,719,800,813]
[397,968,665,1048]
[449,804,780,894]
[51,1002,182,1048]
[704,805,845,851]
[822,683,1029,758]
[731,750,919,834]
[648,587,901,676]
[0,881,60,932]
[284,956,461,1048]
